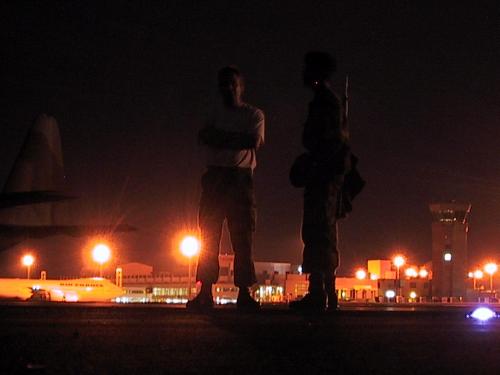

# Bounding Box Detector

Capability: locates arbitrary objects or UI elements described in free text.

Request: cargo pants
[196,166,257,288]
[301,181,340,277]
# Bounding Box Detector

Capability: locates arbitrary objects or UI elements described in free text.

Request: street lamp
[393,255,405,279]
[92,243,111,278]
[469,269,483,290]
[484,263,498,292]
[405,267,418,278]
[180,236,200,300]
[418,268,429,278]
[355,269,367,280]
[393,255,405,300]
[474,269,483,290]
[22,254,35,279]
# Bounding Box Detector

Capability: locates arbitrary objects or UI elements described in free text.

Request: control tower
[429,202,471,299]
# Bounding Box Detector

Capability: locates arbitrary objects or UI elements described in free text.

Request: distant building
[115,256,439,304]
[429,202,471,299]
[368,260,394,280]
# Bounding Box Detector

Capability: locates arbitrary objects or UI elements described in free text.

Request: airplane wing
[0,224,136,237]
[0,114,137,252]
[0,191,76,209]
[0,224,137,252]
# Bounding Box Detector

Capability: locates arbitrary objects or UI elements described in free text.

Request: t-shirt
[205,102,265,170]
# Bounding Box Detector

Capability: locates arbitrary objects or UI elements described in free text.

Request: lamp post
[473,269,483,290]
[180,236,200,300]
[393,255,405,300]
[92,243,111,278]
[443,252,453,298]
[484,263,498,293]
[22,254,35,279]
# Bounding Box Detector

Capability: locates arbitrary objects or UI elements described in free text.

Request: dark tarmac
[1,303,499,375]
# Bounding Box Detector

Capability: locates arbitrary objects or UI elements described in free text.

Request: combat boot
[237,288,261,312]
[289,292,327,312]
[186,292,214,312]
[327,292,339,312]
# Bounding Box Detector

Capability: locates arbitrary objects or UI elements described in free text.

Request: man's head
[218,66,244,107]
[303,51,336,89]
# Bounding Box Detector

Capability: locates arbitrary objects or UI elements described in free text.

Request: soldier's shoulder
[312,89,340,110]
[242,103,265,119]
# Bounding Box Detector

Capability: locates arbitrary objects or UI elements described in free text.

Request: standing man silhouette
[290,52,350,312]
[187,66,264,311]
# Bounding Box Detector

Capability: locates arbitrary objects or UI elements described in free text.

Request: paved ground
[0,302,499,374]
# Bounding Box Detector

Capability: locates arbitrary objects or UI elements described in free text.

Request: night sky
[1,2,499,277]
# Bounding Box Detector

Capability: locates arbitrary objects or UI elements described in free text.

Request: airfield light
[393,255,405,278]
[22,254,35,279]
[470,269,484,290]
[393,255,405,299]
[180,236,200,258]
[466,307,498,322]
[405,267,418,278]
[92,243,111,277]
[180,235,200,299]
[484,263,498,292]
[473,270,483,279]
[393,255,405,269]
[419,268,429,278]
[385,290,396,299]
[355,269,367,280]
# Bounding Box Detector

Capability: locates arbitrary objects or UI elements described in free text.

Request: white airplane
[0,114,135,251]
[0,276,124,302]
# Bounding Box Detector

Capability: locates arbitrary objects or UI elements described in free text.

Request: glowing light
[298,265,303,274]
[443,252,452,262]
[22,254,35,267]
[466,307,498,321]
[484,263,498,276]
[355,269,367,280]
[409,291,417,299]
[468,272,473,278]
[370,274,378,280]
[385,290,396,298]
[405,268,418,278]
[92,244,111,265]
[180,236,200,258]
[393,255,405,268]
[419,269,429,278]
[474,270,484,279]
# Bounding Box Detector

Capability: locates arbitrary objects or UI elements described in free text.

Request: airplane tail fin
[3,114,65,193]
[0,114,65,225]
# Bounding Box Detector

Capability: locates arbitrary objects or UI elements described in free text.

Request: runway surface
[1,302,499,374]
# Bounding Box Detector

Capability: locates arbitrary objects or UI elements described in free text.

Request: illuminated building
[115,256,440,304]
[368,260,394,280]
[429,202,471,299]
